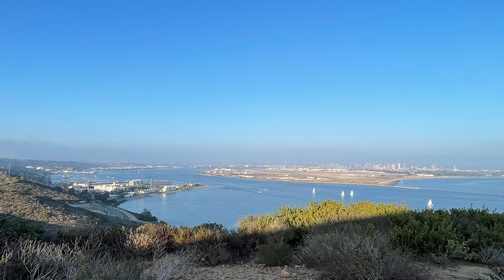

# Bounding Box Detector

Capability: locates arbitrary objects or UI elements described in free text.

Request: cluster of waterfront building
[266,163,446,172]
[69,179,187,196]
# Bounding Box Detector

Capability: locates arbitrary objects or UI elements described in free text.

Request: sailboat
[427,199,433,209]
[312,188,316,194]
[341,191,345,197]
[350,190,354,197]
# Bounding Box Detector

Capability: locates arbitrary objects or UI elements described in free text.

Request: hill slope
[0,174,132,239]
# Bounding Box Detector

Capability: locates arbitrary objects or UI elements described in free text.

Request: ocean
[51,168,504,229]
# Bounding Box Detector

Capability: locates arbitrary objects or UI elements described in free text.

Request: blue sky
[1,1,503,168]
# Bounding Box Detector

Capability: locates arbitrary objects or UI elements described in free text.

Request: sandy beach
[201,169,410,187]
[201,169,481,189]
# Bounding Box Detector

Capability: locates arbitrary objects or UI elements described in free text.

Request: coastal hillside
[0,174,133,239]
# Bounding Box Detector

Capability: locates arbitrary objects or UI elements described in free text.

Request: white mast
[427,199,433,209]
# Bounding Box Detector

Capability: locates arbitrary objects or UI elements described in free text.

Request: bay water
[52,168,504,229]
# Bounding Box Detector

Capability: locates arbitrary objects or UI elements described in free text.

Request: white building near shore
[92,182,127,192]
[71,182,90,192]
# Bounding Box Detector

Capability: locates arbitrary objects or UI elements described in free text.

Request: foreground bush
[392,208,504,261]
[295,223,429,280]
[0,238,148,280]
[0,218,43,240]
[255,240,293,266]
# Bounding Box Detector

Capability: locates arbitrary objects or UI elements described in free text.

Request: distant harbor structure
[350,190,354,197]
[312,188,316,194]
[341,191,345,197]
[427,199,433,209]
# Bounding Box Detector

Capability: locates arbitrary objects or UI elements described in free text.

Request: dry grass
[140,252,193,280]
[480,247,504,266]
[0,236,149,280]
[17,239,78,280]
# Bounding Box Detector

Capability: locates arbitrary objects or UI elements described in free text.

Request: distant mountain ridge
[0,157,99,170]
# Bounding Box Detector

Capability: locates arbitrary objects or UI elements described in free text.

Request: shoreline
[115,185,210,207]
[70,185,210,223]
[199,173,413,188]
[199,172,415,187]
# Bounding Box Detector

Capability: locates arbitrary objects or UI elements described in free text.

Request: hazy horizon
[1,1,503,169]
[2,139,502,170]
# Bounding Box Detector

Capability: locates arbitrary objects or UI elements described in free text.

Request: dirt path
[115,206,149,224]
[177,264,322,280]
[142,260,504,280]
[68,202,148,224]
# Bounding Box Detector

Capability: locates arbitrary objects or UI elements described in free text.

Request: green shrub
[450,208,504,251]
[392,210,459,256]
[0,219,43,240]
[194,222,228,233]
[138,209,158,222]
[391,208,504,261]
[255,241,293,267]
[238,200,407,232]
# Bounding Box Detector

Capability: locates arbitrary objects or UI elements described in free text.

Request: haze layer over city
[1,1,503,169]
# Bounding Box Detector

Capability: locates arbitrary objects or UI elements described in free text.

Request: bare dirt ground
[142,260,504,280]
[177,264,322,280]
[427,261,503,280]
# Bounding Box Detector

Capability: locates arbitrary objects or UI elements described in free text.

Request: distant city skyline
[1,1,503,169]
[0,141,500,170]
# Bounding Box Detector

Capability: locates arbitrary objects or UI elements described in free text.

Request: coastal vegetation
[1,174,504,279]
[137,209,159,222]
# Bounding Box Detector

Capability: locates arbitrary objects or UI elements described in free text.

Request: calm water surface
[52,168,504,229]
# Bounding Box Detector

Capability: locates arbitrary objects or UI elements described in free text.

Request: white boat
[312,188,316,194]
[341,191,345,197]
[427,199,433,209]
[350,190,354,197]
